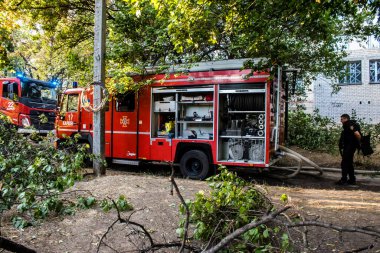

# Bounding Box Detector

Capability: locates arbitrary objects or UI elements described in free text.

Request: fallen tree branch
[96,218,119,253]
[281,211,308,249]
[202,206,291,253]
[345,244,374,253]
[203,219,224,251]
[97,198,200,253]
[169,162,189,253]
[0,236,36,253]
[141,242,200,253]
[97,201,155,253]
[97,166,380,253]
[286,221,380,238]
[113,200,155,247]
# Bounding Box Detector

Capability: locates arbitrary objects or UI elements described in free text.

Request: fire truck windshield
[21,81,57,102]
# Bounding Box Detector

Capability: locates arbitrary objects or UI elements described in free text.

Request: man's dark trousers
[341,146,356,183]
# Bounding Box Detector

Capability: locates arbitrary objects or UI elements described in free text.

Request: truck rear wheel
[78,143,92,167]
[180,150,210,180]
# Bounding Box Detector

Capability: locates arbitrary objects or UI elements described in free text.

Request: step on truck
[0,76,57,133]
[56,60,285,179]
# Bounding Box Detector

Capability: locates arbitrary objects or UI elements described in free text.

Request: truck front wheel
[180,150,210,180]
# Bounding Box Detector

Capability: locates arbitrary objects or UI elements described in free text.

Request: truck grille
[30,111,56,130]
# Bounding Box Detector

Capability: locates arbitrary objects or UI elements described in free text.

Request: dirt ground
[2,148,380,253]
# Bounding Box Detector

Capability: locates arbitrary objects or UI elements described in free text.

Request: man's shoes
[347,180,359,188]
[335,179,348,185]
[335,179,358,187]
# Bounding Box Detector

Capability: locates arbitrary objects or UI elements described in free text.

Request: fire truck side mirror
[59,111,65,120]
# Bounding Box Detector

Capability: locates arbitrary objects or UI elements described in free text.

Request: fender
[174,142,213,164]
[78,132,93,149]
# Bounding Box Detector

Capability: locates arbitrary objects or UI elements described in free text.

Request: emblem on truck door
[7,102,15,111]
[120,116,130,127]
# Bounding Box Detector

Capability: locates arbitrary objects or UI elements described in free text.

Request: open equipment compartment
[151,87,176,138]
[218,83,267,163]
[151,85,214,140]
[176,86,214,140]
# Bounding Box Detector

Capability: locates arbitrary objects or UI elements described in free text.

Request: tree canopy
[0,0,379,88]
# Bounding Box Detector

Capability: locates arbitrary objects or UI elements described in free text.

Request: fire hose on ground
[269,145,380,179]
[269,145,323,179]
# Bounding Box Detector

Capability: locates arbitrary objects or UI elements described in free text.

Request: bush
[0,115,90,227]
[178,167,290,252]
[351,111,380,148]
[288,109,340,153]
[288,109,380,155]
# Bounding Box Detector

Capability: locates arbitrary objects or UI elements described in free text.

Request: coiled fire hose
[81,82,109,112]
[269,145,324,179]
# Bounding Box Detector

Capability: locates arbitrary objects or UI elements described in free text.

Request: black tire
[78,143,93,167]
[180,150,210,180]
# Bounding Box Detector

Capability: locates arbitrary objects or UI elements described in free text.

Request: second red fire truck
[56,60,285,179]
[0,75,57,133]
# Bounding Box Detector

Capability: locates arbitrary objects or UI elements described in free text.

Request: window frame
[338,61,362,85]
[1,81,19,99]
[60,94,79,114]
[2,82,9,98]
[115,91,136,112]
[369,59,380,84]
[67,94,79,112]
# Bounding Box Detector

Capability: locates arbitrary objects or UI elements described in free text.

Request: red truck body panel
[56,64,285,176]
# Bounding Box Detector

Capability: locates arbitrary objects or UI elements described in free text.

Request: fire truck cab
[56,60,284,179]
[0,76,57,133]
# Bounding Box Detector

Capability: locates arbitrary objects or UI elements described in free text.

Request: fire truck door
[111,92,137,159]
[0,82,20,124]
[57,93,80,133]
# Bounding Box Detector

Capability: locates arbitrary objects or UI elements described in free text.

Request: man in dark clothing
[336,114,361,185]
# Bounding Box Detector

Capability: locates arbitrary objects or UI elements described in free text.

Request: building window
[370,60,380,83]
[339,61,361,84]
[367,36,380,49]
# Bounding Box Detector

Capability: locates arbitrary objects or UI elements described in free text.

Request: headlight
[20,115,31,127]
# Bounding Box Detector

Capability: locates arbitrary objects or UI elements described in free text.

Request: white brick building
[306,38,380,123]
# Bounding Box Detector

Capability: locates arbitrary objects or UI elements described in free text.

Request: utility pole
[93,0,106,176]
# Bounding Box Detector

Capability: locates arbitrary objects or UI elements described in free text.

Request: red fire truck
[0,76,57,133]
[56,60,285,179]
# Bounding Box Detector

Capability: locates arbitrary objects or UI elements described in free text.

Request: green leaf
[12,216,31,229]
[76,196,97,209]
[86,197,96,207]
[263,229,269,238]
[116,195,133,212]
[100,199,112,212]
[176,227,184,237]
